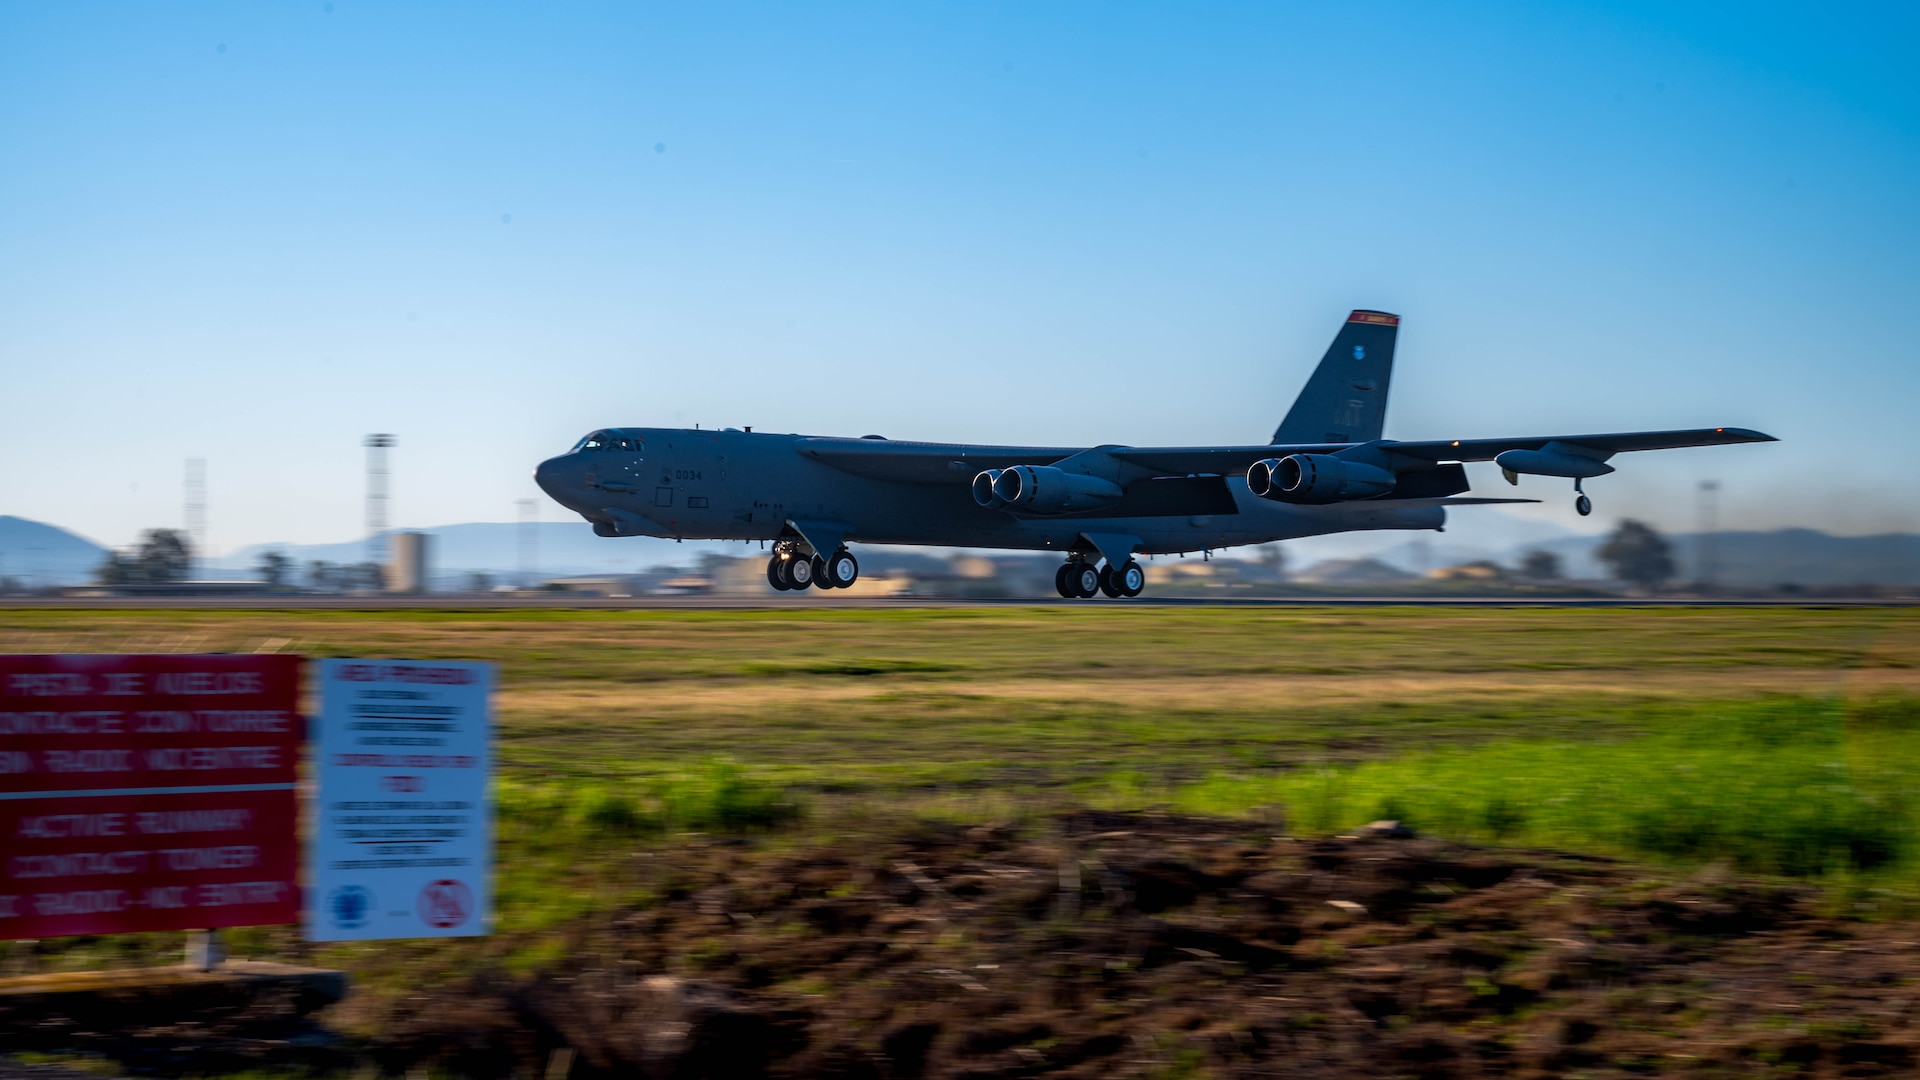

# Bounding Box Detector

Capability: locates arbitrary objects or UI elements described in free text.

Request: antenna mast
[184,458,207,579]
[1696,480,1720,591]
[365,434,396,565]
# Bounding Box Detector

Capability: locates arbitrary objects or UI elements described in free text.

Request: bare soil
[323,811,1920,1080]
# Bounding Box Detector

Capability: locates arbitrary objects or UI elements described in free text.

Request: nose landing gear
[1574,478,1593,517]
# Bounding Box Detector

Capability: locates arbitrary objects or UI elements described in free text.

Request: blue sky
[3,1,1916,553]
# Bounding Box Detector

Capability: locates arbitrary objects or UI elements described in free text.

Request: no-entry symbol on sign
[417,879,472,929]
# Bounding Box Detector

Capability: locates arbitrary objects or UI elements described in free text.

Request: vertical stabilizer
[1270,310,1399,445]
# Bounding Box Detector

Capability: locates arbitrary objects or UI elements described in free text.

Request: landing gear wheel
[1575,494,1592,517]
[1098,564,1125,598]
[1070,562,1101,599]
[788,553,816,589]
[824,549,859,589]
[1054,563,1077,599]
[808,554,831,589]
[767,555,792,591]
[1118,560,1145,597]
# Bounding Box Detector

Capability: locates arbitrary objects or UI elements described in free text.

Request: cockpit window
[570,431,643,453]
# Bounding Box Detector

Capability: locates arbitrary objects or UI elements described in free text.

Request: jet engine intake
[1249,454,1397,503]
[989,465,1124,514]
[1246,458,1283,498]
[971,469,1005,509]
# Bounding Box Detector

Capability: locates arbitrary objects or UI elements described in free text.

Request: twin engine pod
[1246,454,1397,503]
[972,466,1124,514]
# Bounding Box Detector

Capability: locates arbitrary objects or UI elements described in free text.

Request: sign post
[308,660,492,941]
[0,655,301,941]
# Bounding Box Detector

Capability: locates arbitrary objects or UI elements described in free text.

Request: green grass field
[4,605,1918,978]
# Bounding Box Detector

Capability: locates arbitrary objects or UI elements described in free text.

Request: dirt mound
[331,811,1919,1079]
[9,812,1917,1077]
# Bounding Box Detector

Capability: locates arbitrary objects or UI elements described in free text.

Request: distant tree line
[89,530,391,592]
[1434,520,1675,593]
[89,517,1683,595]
[1598,520,1676,592]
[305,560,386,592]
[1518,550,1562,580]
[95,529,193,585]
[256,553,387,591]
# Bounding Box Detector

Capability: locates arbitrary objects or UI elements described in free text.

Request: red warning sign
[0,655,301,939]
[417,879,472,929]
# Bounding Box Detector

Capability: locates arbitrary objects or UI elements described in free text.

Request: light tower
[184,458,207,579]
[517,498,539,588]
[1696,480,1720,591]
[365,434,396,566]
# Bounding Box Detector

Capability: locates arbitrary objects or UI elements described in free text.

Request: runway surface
[1,594,1914,610]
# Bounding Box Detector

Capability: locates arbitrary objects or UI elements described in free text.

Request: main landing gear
[766,545,859,592]
[1574,478,1593,517]
[1055,557,1144,599]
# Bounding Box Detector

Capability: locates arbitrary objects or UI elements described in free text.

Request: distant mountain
[1292,557,1419,585]
[1496,529,1920,587]
[1281,507,1596,575]
[1278,507,1920,586]
[0,516,110,586]
[1698,529,1920,587]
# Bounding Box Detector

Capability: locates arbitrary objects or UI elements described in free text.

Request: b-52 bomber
[534,310,1773,598]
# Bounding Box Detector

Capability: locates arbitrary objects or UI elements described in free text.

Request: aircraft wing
[798,427,1775,485]
[1107,427,1775,474]
[1381,426,1777,463]
[795,438,1085,484]
[797,437,1329,483]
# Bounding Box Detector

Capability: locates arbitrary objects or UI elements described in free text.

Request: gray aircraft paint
[1271,309,1398,445]
[533,311,1774,574]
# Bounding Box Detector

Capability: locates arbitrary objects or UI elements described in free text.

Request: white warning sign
[307,660,492,941]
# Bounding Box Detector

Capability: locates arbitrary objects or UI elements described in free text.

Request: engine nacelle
[971,469,1005,508]
[1248,454,1397,503]
[986,465,1124,514]
[1246,458,1284,498]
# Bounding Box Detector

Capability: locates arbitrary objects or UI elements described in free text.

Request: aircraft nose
[533,455,570,501]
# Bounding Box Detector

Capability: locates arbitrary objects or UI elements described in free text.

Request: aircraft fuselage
[533,427,1443,557]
